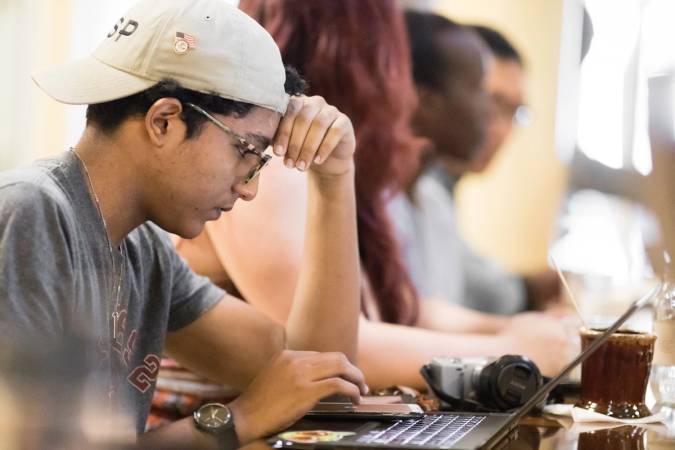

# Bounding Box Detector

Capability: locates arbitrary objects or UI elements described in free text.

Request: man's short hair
[469,25,522,65]
[404,10,462,90]
[85,66,306,138]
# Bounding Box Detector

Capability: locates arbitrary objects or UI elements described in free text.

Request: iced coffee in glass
[577,328,656,418]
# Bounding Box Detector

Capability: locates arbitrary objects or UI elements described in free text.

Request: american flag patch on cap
[174,31,196,54]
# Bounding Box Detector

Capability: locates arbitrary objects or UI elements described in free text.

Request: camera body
[428,356,491,403]
[425,355,543,411]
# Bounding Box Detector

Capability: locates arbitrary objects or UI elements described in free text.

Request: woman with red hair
[241,0,423,326]
[169,0,571,393]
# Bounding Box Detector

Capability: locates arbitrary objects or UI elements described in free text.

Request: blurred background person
[469,25,526,174]
[388,12,563,316]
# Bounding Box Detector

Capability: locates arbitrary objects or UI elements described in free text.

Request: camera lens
[476,355,543,411]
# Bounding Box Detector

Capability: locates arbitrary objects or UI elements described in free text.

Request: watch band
[216,425,240,449]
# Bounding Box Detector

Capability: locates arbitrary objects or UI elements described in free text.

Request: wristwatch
[193,402,240,448]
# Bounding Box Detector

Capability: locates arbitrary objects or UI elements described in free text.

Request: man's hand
[272,95,356,177]
[228,350,368,445]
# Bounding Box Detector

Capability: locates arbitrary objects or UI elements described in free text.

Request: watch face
[197,403,231,429]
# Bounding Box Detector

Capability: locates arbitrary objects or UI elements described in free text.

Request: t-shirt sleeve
[0,183,75,339]
[156,231,224,332]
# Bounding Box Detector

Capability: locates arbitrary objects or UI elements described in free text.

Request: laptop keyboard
[356,414,485,448]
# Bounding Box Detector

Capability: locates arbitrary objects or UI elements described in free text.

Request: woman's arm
[416,298,508,335]
[359,312,574,390]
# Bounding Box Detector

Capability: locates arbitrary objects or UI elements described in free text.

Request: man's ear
[145,98,184,146]
[415,85,446,126]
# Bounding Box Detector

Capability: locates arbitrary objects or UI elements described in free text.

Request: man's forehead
[236,106,281,147]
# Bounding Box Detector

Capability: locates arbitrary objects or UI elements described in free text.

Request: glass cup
[576,328,656,418]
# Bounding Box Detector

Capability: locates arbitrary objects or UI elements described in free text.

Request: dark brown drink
[577,328,656,418]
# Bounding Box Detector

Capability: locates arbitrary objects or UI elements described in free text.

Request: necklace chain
[70,148,126,343]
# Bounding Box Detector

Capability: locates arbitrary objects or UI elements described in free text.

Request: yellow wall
[435,0,568,273]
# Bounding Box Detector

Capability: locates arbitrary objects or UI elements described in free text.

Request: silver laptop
[268,286,658,449]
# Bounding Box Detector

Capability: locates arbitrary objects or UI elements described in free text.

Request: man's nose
[233,175,259,201]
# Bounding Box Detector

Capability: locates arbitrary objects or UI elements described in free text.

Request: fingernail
[314,155,322,164]
[365,385,370,395]
[275,145,285,156]
[297,160,306,171]
[285,159,294,169]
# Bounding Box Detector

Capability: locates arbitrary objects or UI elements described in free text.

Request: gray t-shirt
[387,165,527,314]
[0,151,224,433]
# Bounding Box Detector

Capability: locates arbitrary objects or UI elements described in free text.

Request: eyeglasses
[185,103,271,183]
[488,95,530,126]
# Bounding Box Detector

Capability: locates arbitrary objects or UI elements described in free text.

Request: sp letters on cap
[107,17,139,42]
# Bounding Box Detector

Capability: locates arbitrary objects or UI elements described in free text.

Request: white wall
[0,0,69,169]
[0,0,136,170]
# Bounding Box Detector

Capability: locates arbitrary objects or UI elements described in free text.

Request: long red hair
[240,0,423,325]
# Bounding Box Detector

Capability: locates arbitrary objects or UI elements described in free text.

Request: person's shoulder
[0,163,78,250]
[0,164,70,214]
[386,190,414,219]
[408,171,459,229]
[415,171,455,208]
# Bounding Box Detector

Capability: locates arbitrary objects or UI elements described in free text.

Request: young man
[389,12,562,314]
[0,0,365,447]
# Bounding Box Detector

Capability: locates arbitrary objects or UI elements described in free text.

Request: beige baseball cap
[32,0,289,114]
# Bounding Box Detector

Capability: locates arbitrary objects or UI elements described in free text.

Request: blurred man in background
[469,25,526,173]
[389,13,562,315]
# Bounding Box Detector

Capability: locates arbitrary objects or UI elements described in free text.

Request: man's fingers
[274,95,355,171]
[284,102,322,169]
[273,96,304,157]
[315,377,362,405]
[304,352,368,395]
[314,114,352,165]
[296,106,339,169]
